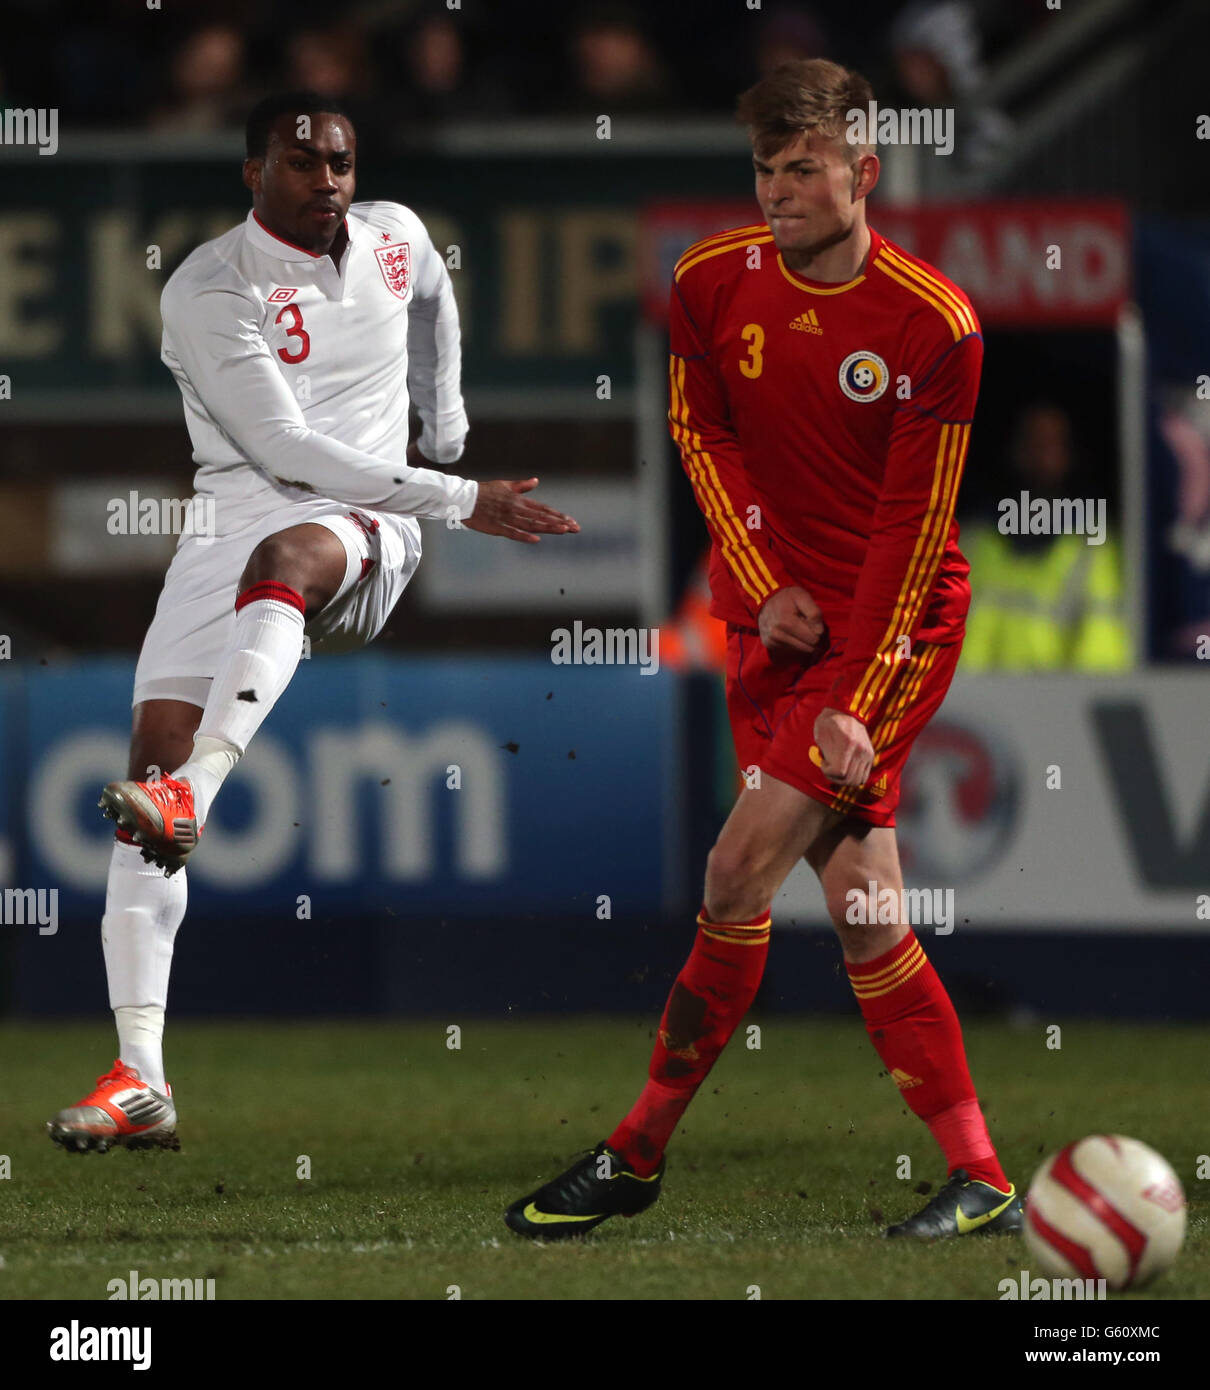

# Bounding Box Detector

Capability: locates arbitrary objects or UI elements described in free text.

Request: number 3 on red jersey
[275,304,310,364]
[739,323,764,378]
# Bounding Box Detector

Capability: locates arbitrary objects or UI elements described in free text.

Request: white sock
[115,1005,167,1094]
[102,838,188,1094]
[173,591,305,824]
[175,736,237,829]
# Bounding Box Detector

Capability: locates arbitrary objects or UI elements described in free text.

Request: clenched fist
[814,707,875,787]
[758,585,828,663]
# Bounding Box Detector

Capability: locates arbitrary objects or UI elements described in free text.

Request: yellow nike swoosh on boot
[955,1187,1017,1234]
[522,1203,602,1224]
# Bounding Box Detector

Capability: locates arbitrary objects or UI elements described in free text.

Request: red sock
[608,907,771,1176]
[847,931,1009,1191]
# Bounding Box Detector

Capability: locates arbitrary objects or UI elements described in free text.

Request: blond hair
[736,58,875,161]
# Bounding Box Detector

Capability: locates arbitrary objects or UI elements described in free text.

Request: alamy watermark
[845,881,953,933]
[0,107,58,156]
[0,887,58,935]
[997,491,1106,545]
[107,1269,215,1301]
[107,492,216,545]
[1000,1269,1106,1300]
[846,102,954,157]
[49,1323,150,1370]
[551,621,659,675]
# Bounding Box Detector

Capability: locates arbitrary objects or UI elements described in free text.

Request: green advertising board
[0,132,751,417]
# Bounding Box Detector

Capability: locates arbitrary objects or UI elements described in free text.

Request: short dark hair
[245,91,354,159]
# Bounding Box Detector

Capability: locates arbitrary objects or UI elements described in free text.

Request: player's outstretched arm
[463,479,580,545]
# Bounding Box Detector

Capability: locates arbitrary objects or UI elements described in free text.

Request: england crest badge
[375,242,411,299]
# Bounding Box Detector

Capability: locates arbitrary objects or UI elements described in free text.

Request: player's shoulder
[869,228,981,345]
[672,222,773,292]
[161,219,252,319]
[349,200,431,243]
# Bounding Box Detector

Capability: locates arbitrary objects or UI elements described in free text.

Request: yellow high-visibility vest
[960,525,1131,671]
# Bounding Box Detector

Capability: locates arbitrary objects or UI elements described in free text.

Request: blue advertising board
[9,655,682,920]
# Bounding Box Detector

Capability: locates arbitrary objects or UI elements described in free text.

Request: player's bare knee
[828,872,909,960]
[244,523,351,615]
[240,532,302,589]
[704,841,769,920]
[823,869,880,929]
[822,883,852,931]
[239,533,332,616]
[705,840,752,897]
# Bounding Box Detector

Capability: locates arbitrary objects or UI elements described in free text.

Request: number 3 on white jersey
[276,304,310,364]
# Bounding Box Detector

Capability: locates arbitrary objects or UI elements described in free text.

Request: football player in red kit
[507,58,1021,1241]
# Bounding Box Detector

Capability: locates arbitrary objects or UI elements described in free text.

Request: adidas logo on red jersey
[789,309,823,335]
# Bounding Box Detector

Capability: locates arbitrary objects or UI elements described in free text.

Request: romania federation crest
[838,350,889,402]
[375,242,411,299]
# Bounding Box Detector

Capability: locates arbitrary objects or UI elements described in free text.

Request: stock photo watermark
[846,101,954,157]
[107,492,216,545]
[0,107,58,156]
[844,882,954,933]
[999,1269,1107,1300]
[108,1269,216,1301]
[0,888,58,935]
[49,1323,151,1371]
[996,491,1106,545]
[551,621,660,675]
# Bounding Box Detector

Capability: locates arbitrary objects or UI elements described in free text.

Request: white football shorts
[132,494,423,709]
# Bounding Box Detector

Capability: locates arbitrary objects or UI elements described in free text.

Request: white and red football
[1025,1135,1186,1290]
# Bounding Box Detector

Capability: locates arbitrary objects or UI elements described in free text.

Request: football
[1024,1135,1186,1290]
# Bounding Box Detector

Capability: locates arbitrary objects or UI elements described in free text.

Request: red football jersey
[669,221,981,728]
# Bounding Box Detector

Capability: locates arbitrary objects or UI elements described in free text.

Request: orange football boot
[47,1059,179,1153]
[99,773,200,876]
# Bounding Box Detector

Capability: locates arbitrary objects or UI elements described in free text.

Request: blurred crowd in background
[4,0,1190,670]
[2,0,1038,145]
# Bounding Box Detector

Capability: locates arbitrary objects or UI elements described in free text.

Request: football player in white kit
[47,92,579,1153]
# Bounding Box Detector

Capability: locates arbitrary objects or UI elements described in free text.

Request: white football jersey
[160,201,477,531]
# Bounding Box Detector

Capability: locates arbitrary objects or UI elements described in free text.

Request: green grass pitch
[1,1017,1206,1300]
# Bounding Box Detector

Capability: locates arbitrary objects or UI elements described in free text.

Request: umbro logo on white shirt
[267,287,298,304]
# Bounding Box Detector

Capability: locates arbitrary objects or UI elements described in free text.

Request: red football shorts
[724,623,963,828]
